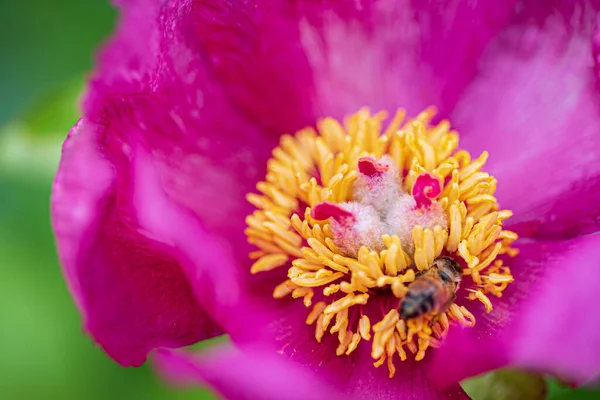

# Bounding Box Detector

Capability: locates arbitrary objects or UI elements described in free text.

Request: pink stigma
[358,157,390,178]
[412,173,442,208]
[312,202,355,224]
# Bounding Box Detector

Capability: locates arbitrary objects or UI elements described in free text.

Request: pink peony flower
[52,0,600,398]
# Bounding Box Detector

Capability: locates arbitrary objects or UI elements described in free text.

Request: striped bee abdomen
[400,276,447,320]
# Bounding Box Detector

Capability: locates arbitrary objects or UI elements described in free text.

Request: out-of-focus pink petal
[154,343,469,400]
[88,0,318,135]
[189,0,317,133]
[85,0,165,109]
[154,346,347,400]
[217,297,469,399]
[54,68,286,361]
[430,234,600,387]
[127,133,270,337]
[453,2,600,239]
[51,117,222,367]
[511,235,600,383]
[89,1,517,135]
[102,0,304,256]
[298,0,516,119]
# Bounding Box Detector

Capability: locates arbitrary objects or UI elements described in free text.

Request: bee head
[434,256,462,284]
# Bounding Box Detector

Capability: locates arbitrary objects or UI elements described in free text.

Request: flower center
[245,108,518,378]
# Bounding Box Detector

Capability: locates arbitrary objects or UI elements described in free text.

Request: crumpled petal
[429,234,600,387]
[51,117,222,367]
[154,345,347,400]
[453,1,600,239]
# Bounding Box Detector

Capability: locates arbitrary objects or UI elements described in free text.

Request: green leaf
[461,369,547,400]
[547,379,600,400]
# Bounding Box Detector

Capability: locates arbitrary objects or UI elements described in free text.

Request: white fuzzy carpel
[319,156,448,257]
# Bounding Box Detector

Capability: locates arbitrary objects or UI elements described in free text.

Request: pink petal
[430,234,600,386]
[87,0,318,135]
[53,76,285,363]
[298,0,516,119]
[221,298,470,399]
[154,346,347,400]
[56,0,302,361]
[87,0,316,135]
[85,0,164,109]
[90,1,517,133]
[511,235,600,383]
[189,0,317,133]
[127,132,270,338]
[51,117,222,367]
[453,2,600,239]
[154,342,469,400]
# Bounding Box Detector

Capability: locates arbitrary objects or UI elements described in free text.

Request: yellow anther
[315,314,326,343]
[273,280,297,298]
[248,250,265,260]
[485,272,514,284]
[336,330,353,356]
[306,302,326,325]
[373,355,386,368]
[359,315,372,340]
[331,309,349,337]
[346,332,362,355]
[391,280,408,298]
[323,284,341,296]
[406,341,418,355]
[372,331,385,360]
[250,253,289,274]
[459,151,488,181]
[373,310,400,333]
[323,294,369,315]
[469,289,494,313]
[387,356,397,378]
[415,337,430,361]
[395,333,407,361]
[291,271,344,287]
[291,287,312,299]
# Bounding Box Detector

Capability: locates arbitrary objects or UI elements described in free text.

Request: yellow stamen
[359,314,372,340]
[346,332,362,355]
[306,301,327,324]
[273,280,296,298]
[245,108,517,378]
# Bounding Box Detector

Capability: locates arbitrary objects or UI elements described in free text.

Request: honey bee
[399,256,463,320]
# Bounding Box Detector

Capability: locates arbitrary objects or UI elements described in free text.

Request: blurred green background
[0,1,598,399]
